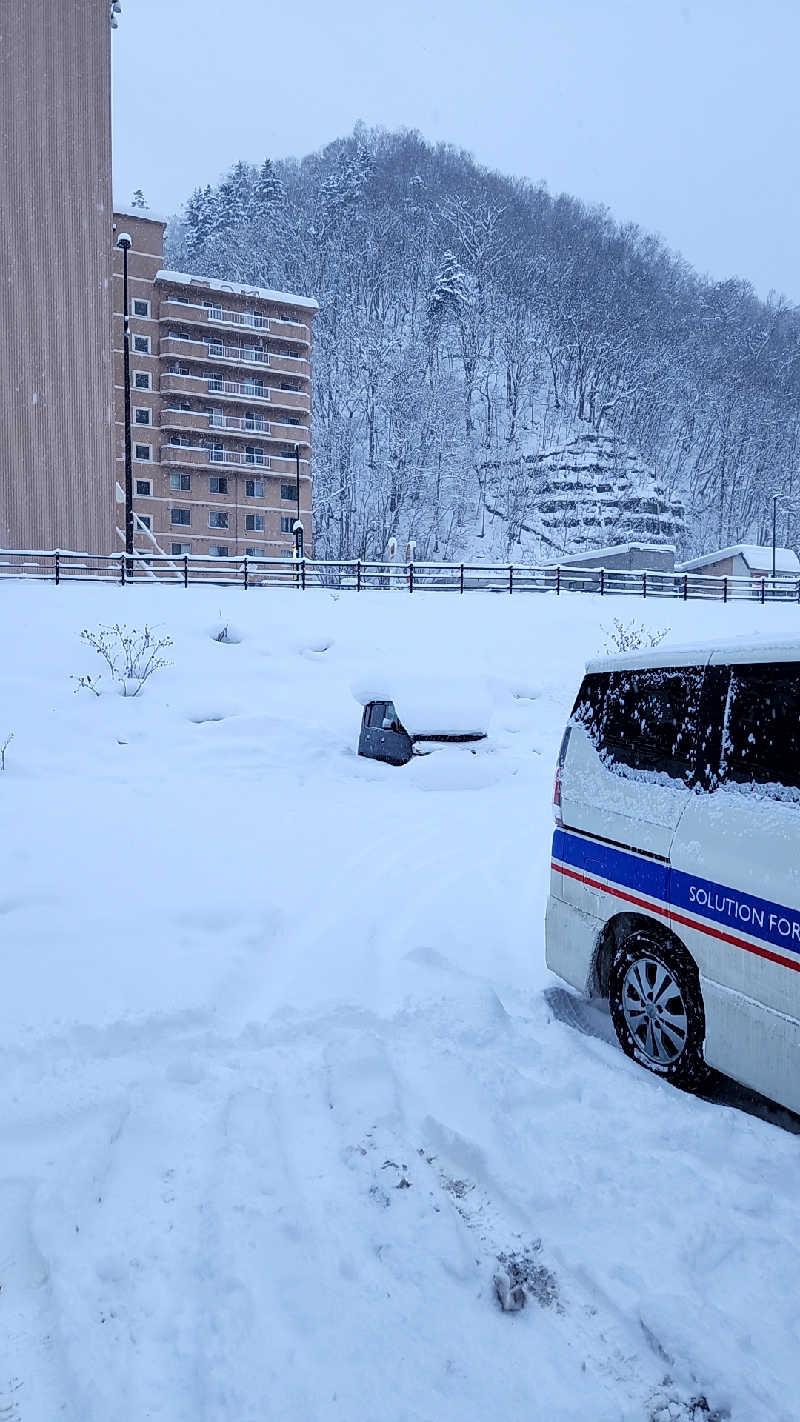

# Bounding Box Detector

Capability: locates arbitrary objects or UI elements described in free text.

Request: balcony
[268,420,310,445]
[161,444,209,467]
[208,448,272,469]
[159,299,310,345]
[207,413,272,435]
[266,353,311,379]
[161,371,207,398]
[205,376,270,403]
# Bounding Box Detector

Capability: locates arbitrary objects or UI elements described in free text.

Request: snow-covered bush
[76,624,173,697]
[601,618,669,655]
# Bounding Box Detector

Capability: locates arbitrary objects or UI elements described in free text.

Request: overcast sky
[112,0,800,302]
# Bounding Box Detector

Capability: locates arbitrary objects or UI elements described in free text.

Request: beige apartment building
[112,213,316,561]
[0,0,115,551]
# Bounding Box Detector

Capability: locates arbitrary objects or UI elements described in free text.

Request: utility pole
[117,233,134,570]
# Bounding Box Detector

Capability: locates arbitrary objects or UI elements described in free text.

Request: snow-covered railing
[2,551,800,602]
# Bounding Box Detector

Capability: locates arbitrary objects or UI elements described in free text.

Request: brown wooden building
[0,0,116,552]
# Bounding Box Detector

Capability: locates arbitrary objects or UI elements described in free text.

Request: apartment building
[0,0,115,551]
[112,212,316,560]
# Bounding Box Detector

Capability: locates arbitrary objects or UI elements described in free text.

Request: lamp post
[294,443,302,529]
[117,233,134,568]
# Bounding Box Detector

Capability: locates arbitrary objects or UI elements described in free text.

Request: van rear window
[722,664,800,793]
[574,668,702,783]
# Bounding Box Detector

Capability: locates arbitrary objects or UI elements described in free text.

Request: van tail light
[553,727,571,824]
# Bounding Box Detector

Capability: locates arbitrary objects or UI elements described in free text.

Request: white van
[545,638,800,1114]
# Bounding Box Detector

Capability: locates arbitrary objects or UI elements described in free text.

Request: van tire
[609,933,706,1091]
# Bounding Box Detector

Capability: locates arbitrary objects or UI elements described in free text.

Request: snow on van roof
[587,634,800,676]
[351,674,490,737]
[676,544,800,574]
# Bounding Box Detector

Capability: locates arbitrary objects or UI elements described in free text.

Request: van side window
[599,669,702,782]
[722,664,800,793]
[368,702,387,728]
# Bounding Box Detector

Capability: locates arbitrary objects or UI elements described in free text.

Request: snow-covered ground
[2,582,799,1422]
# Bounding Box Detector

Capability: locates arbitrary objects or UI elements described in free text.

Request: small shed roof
[352,674,490,738]
[676,544,800,575]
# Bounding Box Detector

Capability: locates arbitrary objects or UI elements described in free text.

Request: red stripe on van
[551,860,800,976]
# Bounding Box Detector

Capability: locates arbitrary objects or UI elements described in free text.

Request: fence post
[356,559,361,591]
[243,556,249,591]
[600,567,605,597]
[184,555,189,588]
[797,577,800,605]
[761,577,765,605]
[409,561,414,594]
[509,564,513,595]
[642,570,647,598]
[55,551,60,586]
[301,557,306,590]
[460,562,464,594]
[120,552,125,586]
[683,574,688,601]
[556,566,561,596]
[723,576,727,604]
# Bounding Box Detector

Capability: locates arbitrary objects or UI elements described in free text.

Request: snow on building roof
[587,634,800,676]
[351,674,490,738]
[544,542,675,567]
[113,206,168,226]
[156,269,319,312]
[676,544,800,575]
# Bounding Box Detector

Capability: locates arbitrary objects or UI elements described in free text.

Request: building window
[209,510,229,529]
[133,371,151,390]
[287,417,301,426]
[245,446,267,466]
[171,508,191,526]
[280,516,294,533]
[134,407,151,425]
[205,408,224,428]
[168,330,190,342]
[134,443,151,461]
[209,545,229,558]
[170,473,191,492]
[246,514,264,532]
[246,546,265,557]
[245,479,265,498]
[281,448,298,459]
[133,334,151,355]
[280,549,293,559]
[135,513,152,532]
[172,542,190,556]
[135,478,152,496]
[280,483,297,501]
[170,294,189,304]
[132,299,150,318]
[209,476,228,494]
[280,382,296,391]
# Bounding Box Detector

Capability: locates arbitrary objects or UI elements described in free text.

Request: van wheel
[609,934,706,1090]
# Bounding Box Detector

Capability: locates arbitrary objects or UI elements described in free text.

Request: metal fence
[2,548,800,603]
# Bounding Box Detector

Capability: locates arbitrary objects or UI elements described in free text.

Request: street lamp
[293,443,302,529]
[117,232,134,568]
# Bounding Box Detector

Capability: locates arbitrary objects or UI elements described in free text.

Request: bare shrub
[601,617,669,655]
[77,624,173,697]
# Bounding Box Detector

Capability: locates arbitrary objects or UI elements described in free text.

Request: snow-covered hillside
[2,583,799,1422]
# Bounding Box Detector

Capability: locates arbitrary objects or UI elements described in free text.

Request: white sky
[112,0,800,302]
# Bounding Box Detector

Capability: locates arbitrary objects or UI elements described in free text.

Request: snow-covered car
[546,636,800,1114]
[355,680,489,766]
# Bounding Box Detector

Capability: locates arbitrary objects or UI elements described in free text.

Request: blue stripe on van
[552,827,800,960]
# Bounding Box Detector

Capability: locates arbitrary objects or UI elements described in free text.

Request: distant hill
[165,126,800,562]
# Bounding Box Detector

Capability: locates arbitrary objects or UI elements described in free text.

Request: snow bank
[2,583,799,1422]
